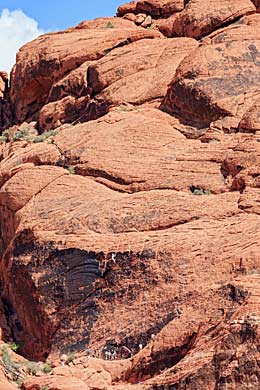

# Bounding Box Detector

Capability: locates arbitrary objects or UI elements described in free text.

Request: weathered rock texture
[117,0,256,38]
[162,14,260,128]
[0,1,260,390]
[9,18,161,127]
[0,72,12,132]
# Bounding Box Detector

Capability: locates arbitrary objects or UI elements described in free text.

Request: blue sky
[0,0,123,30]
[0,1,123,72]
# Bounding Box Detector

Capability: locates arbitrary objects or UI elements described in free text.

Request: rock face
[117,0,256,38]
[0,72,8,99]
[0,72,12,132]
[252,0,260,10]
[10,18,161,126]
[0,1,260,390]
[162,14,260,128]
[170,0,255,38]
[86,38,198,121]
[117,0,185,17]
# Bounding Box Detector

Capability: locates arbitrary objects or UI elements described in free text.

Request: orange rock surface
[0,1,260,390]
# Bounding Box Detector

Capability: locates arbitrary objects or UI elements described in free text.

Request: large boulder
[117,0,185,17]
[10,18,161,124]
[239,99,260,132]
[161,14,260,127]
[149,0,256,38]
[172,0,255,39]
[85,37,198,122]
[39,37,197,130]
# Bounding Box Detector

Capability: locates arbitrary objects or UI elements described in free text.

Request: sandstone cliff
[0,1,260,389]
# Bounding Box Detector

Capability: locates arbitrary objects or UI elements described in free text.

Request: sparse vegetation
[0,128,12,142]
[41,386,49,390]
[104,21,114,28]
[15,159,22,166]
[119,105,130,112]
[2,128,12,138]
[0,127,57,144]
[8,342,20,352]
[1,346,25,383]
[66,353,75,363]
[13,128,30,141]
[248,268,260,275]
[33,130,57,143]
[15,377,25,388]
[190,186,211,195]
[67,166,76,174]
[42,363,52,374]
[24,361,38,376]
[1,345,12,368]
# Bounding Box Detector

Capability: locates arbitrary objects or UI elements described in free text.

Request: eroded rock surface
[162,14,260,127]
[0,72,12,132]
[117,0,185,17]
[86,38,198,120]
[0,0,260,389]
[10,18,161,125]
[171,0,255,39]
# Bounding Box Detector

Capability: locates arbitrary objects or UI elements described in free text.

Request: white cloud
[0,8,45,73]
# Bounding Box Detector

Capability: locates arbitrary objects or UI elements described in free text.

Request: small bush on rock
[0,135,7,142]
[1,346,24,382]
[13,128,30,141]
[104,21,114,28]
[190,186,211,195]
[42,363,52,374]
[66,353,75,363]
[67,166,76,174]
[33,130,57,143]
[9,342,20,352]
[24,361,38,375]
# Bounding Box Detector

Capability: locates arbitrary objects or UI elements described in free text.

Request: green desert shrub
[13,128,30,141]
[66,353,75,363]
[42,363,52,374]
[24,361,38,375]
[67,166,76,174]
[8,342,20,352]
[104,21,114,28]
[1,346,24,382]
[190,186,211,195]
[0,128,12,142]
[33,130,57,143]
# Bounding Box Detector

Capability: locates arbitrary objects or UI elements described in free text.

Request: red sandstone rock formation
[0,72,12,131]
[162,14,260,128]
[0,1,260,389]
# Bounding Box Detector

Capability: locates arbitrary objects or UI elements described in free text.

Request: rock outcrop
[162,14,260,128]
[0,0,260,389]
[9,18,161,126]
[0,72,12,132]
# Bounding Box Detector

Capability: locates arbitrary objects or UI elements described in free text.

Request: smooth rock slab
[87,37,198,119]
